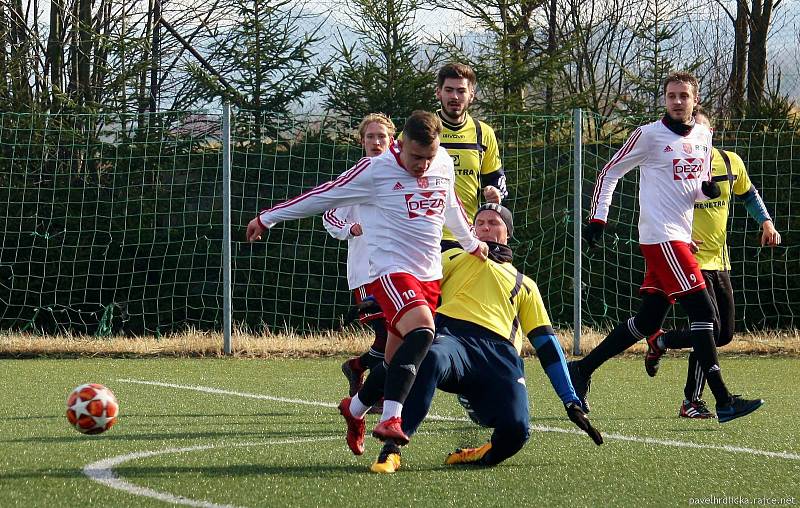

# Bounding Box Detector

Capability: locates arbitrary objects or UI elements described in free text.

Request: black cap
[475,203,514,238]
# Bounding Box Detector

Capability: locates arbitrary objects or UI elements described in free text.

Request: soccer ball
[66,383,119,435]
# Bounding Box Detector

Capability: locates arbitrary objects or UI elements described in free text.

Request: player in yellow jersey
[369,204,602,473]
[644,110,782,418]
[435,63,507,248]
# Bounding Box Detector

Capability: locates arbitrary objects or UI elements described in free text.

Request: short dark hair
[663,71,699,96]
[437,63,477,89]
[402,110,441,146]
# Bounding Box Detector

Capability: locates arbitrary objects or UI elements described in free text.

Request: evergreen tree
[324,0,441,121]
[186,0,330,133]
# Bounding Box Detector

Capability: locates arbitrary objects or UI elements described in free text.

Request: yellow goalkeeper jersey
[692,148,753,271]
[437,111,504,242]
[438,247,551,354]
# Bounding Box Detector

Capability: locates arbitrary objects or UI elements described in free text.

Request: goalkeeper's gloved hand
[565,401,603,445]
[701,180,721,199]
[584,220,606,250]
[342,296,383,326]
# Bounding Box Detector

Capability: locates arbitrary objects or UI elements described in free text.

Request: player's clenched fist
[470,241,489,261]
[482,186,502,204]
[247,217,268,242]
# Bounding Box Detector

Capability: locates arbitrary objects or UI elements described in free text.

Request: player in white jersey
[567,71,764,423]
[323,114,395,404]
[246,111,489,462]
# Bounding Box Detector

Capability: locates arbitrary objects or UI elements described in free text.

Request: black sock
[580,318,642,375]
[683,351,705,401]
[380,439,401,456]
[358,351,383,370]
[384,327,435,404]
[688,322,730,405]
[677,291,730,406]
[358,362,387,407]
[662,329,693,350]
[359,320,388,370]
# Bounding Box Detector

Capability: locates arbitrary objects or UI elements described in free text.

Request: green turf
[1,357,799,507]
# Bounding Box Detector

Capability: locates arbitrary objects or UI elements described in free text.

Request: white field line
[83,379,800,506]
[117,378,800,461]
[83,436,341,508]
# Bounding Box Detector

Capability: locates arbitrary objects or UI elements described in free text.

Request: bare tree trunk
[727,0,748,116]
[149,0,160,120]
[9,0,32,106]
[254,0,262,136]
[68,0,79,100]
[47,0,65,110]
[92,0,113,105]
[747,0,776,115]
[0,4,6,101]
[137,0,152,136]
[545,0,556,116]
[78,0,92,107]
[32,0,45,106]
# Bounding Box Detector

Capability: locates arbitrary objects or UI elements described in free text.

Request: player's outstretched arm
[528,327,602,445]
[251,159,373,241]
[589,127,648,225]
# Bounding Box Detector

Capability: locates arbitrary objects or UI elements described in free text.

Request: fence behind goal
[0,111,796,337]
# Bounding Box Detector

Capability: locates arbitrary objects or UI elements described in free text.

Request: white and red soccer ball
[66,383,119,434]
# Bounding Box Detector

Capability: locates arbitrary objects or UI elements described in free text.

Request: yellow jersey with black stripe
[693,148,753,271]
[438,247,550,354]
[437,111,505,242]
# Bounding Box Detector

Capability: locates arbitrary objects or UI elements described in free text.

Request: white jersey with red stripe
[589,118,713,244]
[322,205,371,289]
[258,142,480,281]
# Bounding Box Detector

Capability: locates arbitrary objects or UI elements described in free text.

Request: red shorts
[640,241,706,303]
[365,273,441,336]
[353,285,384,324]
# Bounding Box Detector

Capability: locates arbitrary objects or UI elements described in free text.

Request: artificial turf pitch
[2,356,798,507]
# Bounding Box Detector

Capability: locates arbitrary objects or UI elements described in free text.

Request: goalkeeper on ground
[370,204,603,474]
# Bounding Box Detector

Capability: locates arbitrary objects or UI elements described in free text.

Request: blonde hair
[358,113,396,141]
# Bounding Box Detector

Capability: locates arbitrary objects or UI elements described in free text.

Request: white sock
[348,395,369,420]
[380,400,403,422]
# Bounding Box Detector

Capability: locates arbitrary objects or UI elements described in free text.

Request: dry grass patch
[1,327,798,358]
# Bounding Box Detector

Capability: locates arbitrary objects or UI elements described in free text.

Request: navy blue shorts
[403,315,529,433]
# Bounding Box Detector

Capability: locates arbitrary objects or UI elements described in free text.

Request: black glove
[701,180,721,199]
[565,401,603,445]
[583,221,606,249]
[342,296,383,326]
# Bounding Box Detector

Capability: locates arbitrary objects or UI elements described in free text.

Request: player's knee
[681,291,715,323]
[417,346,448,380]
[631,314,661,337]
[496,417,530,446]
